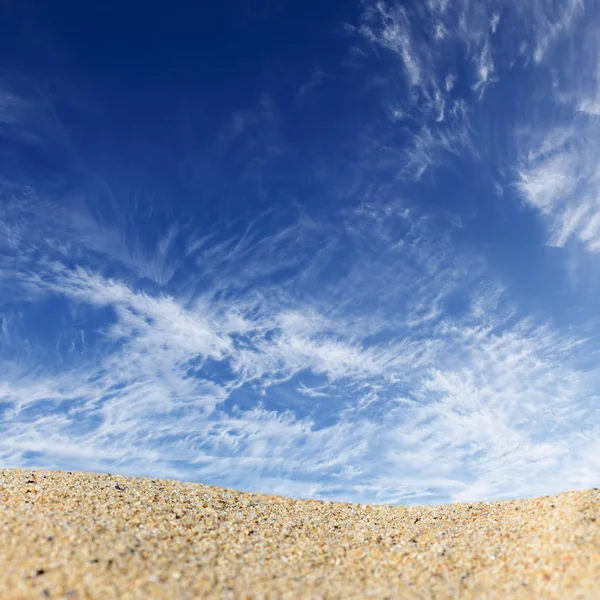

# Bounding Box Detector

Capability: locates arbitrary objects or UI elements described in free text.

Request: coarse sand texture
[1,469,599,599]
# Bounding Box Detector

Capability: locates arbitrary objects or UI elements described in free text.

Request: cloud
[516,121,600,253]
[530,0,584,63]
[472,43,494,97]
[352,0,507,179]
[500,1,600,256]
[1,184,599,504]
[490,13,500,34]
[360,3,423,88]
[398,106,474,179]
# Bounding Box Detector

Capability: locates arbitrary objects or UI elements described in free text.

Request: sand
[0,469,598,599]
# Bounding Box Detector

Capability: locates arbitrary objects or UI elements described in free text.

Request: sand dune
[0,469,598,599]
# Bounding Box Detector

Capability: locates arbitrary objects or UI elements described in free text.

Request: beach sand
[0,469,598,599]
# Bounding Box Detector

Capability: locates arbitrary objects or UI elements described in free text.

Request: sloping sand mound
[0,469,598,599]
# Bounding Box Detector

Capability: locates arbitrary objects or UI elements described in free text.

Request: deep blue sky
[1,0,600,505]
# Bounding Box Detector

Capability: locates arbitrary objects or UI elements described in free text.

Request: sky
[1,0,600,506]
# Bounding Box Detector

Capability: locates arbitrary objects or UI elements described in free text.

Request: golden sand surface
[0,469,598,599]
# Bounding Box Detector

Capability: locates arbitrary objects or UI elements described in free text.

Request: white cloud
[434,22,447,41]
[1,191,599,504]
[402,115,474,179]
[354,0,503,178]
[360,3,422,88]
[518,152,578,211]
[504,1,600,256]
[472,43,494,97]
[578,99,600,116]
[490,12,500,34]
[516,126,600,252]
[531,0,584,63]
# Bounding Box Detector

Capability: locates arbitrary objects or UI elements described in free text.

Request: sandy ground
[0,469,599,599]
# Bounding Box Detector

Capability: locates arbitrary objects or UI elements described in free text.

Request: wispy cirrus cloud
[354,0,473,179]
[511,2,600,255]
[351,0,592,186]
[354,0,600,261]
[528,0,584,63]
[516,125,600,252]
[1,182,599,504]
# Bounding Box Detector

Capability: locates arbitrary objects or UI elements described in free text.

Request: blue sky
[1,0,600,505]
